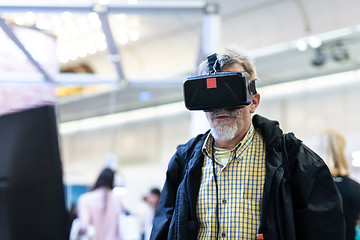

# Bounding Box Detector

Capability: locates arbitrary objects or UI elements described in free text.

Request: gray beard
[211,124,238,141]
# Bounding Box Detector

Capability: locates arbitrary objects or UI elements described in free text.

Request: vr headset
[183,53,257,111]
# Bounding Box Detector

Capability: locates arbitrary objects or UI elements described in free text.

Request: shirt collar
[236,124,254,162]
[202,124,255,162]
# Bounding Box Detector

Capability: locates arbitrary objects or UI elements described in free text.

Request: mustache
[209,109,239,120]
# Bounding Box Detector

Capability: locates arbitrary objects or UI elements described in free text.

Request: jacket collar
[252,114,283,150]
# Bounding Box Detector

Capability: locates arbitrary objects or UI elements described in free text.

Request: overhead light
[36,18,52,31]
[61,12,73,22]
[85,37,97,54]
[95,33,107,51]
[87,12,101,29]
[54,26,68,41]
[68,45,79,61]
[76,17,90,34]
[308,36,322,48]
[117,35,128,45]
[296,39,307,51]
[95,32,106,41]
[14,16,25,25]
[128,29,139,41]
[24,11,36,24]
[50,16,61,26]
[58,55,69,64]
[117,26,129,44]
[97,41,107,51]
[76,41,88,58]
[296,36,322,52]
[65,21,79,37]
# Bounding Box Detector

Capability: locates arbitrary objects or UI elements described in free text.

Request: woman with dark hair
[77,168,123,240]
[92,168,115,190]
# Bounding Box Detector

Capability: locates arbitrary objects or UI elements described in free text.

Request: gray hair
[198,46,258,81]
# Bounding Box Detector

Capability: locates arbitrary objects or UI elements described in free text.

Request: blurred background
[1,0,360,236]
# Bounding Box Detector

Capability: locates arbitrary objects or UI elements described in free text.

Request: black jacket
[151,114,345,240]
[334,176,360,240]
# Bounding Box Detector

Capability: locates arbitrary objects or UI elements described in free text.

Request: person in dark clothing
[68,203,78,233]
[150,46,345,240]
[320,129,360,240]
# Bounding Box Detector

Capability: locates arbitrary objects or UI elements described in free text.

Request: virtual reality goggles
[183,53,257,111]
[183,71,257,111]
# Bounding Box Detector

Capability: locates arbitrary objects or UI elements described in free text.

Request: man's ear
[250,93,260,113]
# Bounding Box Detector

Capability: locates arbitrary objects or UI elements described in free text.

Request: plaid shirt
[197,124,266,239]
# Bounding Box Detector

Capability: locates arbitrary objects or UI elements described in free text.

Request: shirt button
[221,232,226,238]
[222,199,227,204]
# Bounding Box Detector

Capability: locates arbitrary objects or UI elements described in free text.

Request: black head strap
[207,53,221,73]
[249,81,257,94]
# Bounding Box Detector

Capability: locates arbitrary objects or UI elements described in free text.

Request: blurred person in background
[68,203,78,236]
[320,129,360,240]
[151,46,345,240]
[143,188,161,240]
[77,168,124,240]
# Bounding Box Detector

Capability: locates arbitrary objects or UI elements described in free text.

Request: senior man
[151,46,345,240]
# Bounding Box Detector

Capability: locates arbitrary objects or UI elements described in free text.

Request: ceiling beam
[0,17,54,82]
[0,73,184,87]
[0,2,206,14]
[97,9,126,85]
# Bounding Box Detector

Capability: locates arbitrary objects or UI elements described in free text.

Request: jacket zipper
[174,188,181,240]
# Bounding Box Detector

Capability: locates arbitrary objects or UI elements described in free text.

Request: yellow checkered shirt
[197,124,266,239]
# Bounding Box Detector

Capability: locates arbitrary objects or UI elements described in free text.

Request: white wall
[257,71,360,138]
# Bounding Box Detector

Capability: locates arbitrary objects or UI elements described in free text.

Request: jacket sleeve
[150,149,186,240]
[287,135,345,239]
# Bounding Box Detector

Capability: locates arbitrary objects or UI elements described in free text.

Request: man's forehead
[221,63,245,72]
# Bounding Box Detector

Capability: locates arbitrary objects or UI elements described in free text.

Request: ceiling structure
[1,0,360,122]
